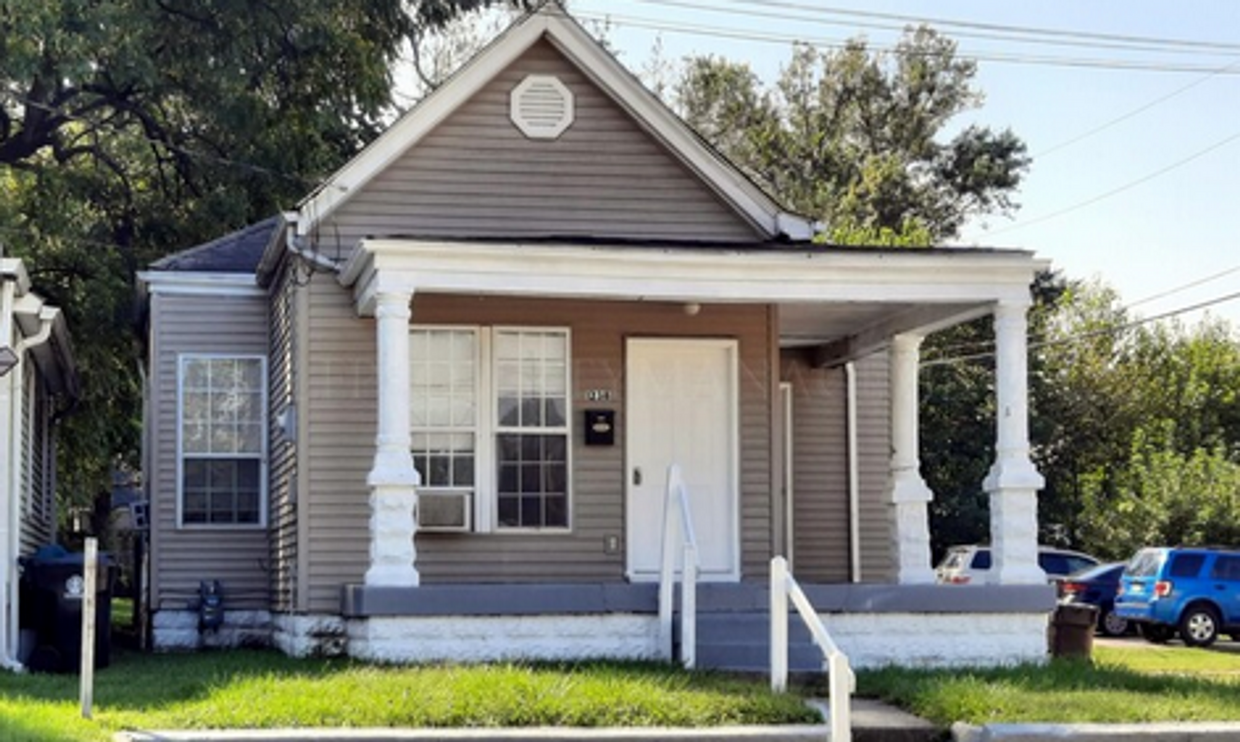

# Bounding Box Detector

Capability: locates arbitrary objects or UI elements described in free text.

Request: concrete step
[679,611,824,672]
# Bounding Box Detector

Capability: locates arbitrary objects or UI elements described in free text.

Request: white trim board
[139,271,264,298]
[342,239,1048,317]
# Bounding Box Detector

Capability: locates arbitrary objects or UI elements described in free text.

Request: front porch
[291,236,1059,669]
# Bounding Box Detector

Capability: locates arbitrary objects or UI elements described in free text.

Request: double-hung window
[178,355,267,527]
[410,327,570,532]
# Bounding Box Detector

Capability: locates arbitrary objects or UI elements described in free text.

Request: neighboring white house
[0,252,80,670]
[138,2,1054,669]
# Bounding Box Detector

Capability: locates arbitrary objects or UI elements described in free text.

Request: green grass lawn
[856,642,1240,727]
[0,650,818,742]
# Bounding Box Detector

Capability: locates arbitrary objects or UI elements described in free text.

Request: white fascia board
[255,212,298,284]
[0,258,31,295]
[296,15,551,236]
[138,271,264,298]
[346,239,1048,316]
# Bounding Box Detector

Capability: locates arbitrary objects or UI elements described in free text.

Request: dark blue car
[1058,562,1129,637]
[1116,546,1240,647]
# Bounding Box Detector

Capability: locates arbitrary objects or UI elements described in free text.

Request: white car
[936,545,1100,585]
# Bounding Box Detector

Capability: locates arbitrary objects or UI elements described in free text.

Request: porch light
[0,345,17,377]
[683,303,701,317]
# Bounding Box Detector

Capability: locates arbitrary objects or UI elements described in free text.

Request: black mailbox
[584,409,615,446]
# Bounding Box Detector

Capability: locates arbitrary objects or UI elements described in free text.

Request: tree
[1031,283,1240,556]
[672,29,1029,244]
[1,0,528,524]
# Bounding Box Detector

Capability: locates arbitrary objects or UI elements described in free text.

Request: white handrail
[658,464,700,668]
[771,556,853,742]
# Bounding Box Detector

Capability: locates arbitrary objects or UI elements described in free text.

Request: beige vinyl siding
[149,292,270,612]
[854,351,894,582]
[268,263,299,612]
[18,364,54,554]
[318,39,760,254]
[304,280,774,612]
[780,352,850,582]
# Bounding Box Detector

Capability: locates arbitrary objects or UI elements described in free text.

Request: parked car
[1115,546,1240,647]
[936,545,1100,585]
[1058,562,1130,637]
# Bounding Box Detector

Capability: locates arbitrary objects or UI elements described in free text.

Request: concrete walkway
[114,698,939,742]
[953,721,1240,741]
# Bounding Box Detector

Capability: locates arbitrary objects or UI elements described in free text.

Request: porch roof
[340,238,1048,364]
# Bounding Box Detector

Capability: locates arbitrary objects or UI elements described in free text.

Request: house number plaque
[584,389,613,402]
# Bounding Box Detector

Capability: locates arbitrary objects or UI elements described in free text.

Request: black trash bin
[19,546,114,673]
[1048,603,1098,659]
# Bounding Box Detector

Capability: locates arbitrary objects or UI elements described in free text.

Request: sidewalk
[115,698,937,742]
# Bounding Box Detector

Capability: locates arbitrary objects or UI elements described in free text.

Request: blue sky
[568,1,1240,327]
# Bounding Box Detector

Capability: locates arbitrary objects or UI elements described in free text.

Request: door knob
[633,467,642,486]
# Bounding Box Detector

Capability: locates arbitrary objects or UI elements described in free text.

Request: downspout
[0,278,19,670]
[845,362,861,584]
[4,309,56,671]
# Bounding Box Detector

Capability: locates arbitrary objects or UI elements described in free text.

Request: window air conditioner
[417,491,472,532]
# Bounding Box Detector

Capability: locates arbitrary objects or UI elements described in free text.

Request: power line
[1128,265,1240,309]
[574,12,1240,75]
[979,129,1240,238]
[1034,61,1240,159]
[924,263,1240,360]
[921,288,1240,368]
[617,0,1240,58]
[708,0,1240,53]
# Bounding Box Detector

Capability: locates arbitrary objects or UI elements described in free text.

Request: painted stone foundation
[272,614,347,658]
[823,612,1049,668]
[151,610,272,651]
[346,614,662,663]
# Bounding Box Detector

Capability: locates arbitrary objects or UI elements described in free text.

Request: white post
[365,288,421,587]
[681,543,697,669]
[887,334,935,585]
[80,538,97,719]
[984,301,1045,584]
[770,556,788,693]
[828,652,853,742]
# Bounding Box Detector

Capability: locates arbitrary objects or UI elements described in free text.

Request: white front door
[626,338,739,582]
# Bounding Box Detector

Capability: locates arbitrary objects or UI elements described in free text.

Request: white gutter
[0,277,19,670]
[3,305,55,670]
[846,362,861,584]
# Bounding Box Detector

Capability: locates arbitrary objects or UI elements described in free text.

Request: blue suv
[1116,546,1240,647]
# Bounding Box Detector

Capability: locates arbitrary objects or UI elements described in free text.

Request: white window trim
[409,326,573,534]
[409,326,483,531]
[176,353,269,530]
[491,326,573,534]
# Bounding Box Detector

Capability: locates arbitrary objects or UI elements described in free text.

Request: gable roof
[150,217,281,273]
[296,2,814,241]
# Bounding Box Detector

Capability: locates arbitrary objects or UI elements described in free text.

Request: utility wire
[922,288,1240,368]
[574,12,1240,75]
[1034,61,1240,159]
[922,263,1240,360]
[706,0,1240,53]
[618,0,1240,58]
[1128,265,1240,309]
[979,130,1240,238]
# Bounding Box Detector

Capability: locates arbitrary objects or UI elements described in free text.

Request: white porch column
[984,301,1045,584]
[365,288,421,587]
[887,333,935,585]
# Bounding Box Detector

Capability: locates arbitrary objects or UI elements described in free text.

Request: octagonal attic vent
[510,75,575,140]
